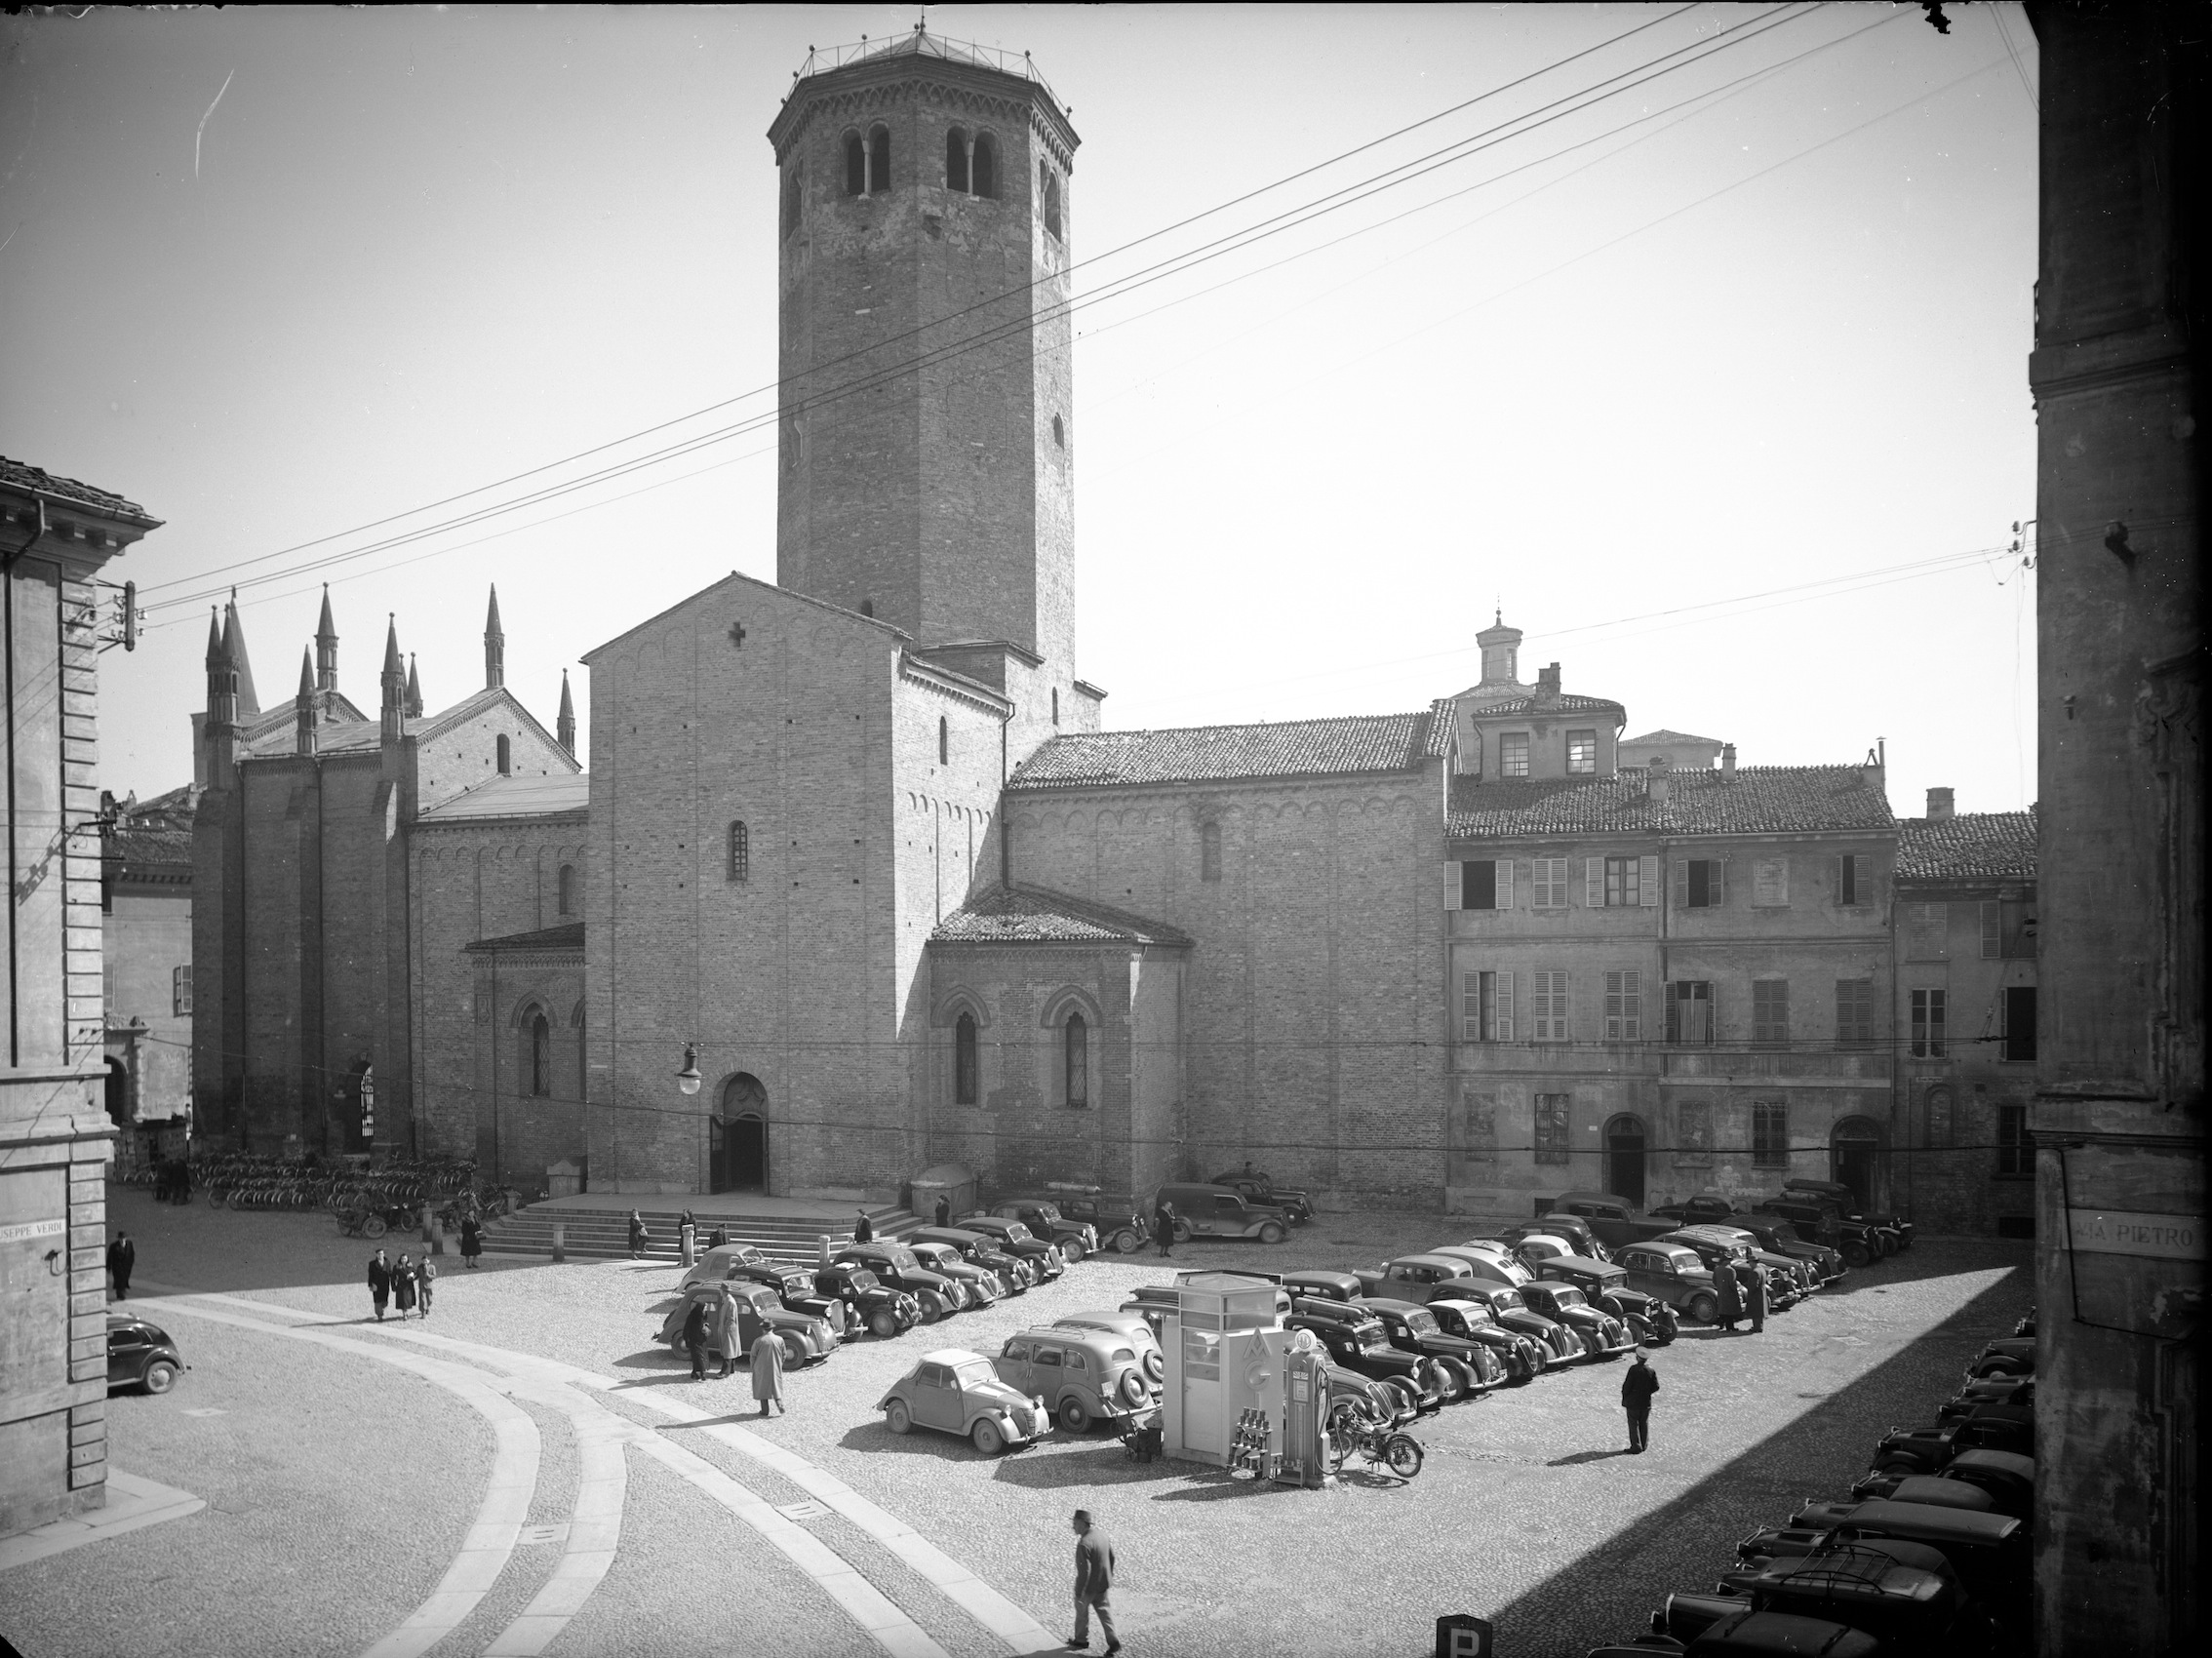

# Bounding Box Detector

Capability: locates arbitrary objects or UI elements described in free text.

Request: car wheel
[1433,1359,1472,1402]
[1842,1244,1873,1269]
[1172,1221,1192,1244]
[1688,1294,1718,1325]
[886,1400,912,1435]
[1060,1238,1086,1265]
[363,1214,388,1240]
[780,1332,809,1368]
[869,1309,899,1340]
[1058,1396,1093,1433]
[1113,1228,1142,1254]
[970,1416,1006,1455]
[1142,1349,1165,1383]
[142,1360,178,1396]
[1257,1222,1285,1245]
[917,1291,949,1324]
[1118,1370,1150,1408]
[1379,1376,1420,1418]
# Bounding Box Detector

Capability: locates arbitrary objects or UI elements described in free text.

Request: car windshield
[1545,1287,1587,1310]
[1001,1222,1034,1243]
[1486,1289,1525,1311]
[1028,1204,1063,1222]
[1403,1309,1440,1335]
[1767,1221,1800,1244]
[844,1269,880,1292]
[953,1360,996,1389]
[912,1244,950,1266]
[878,1246,918,1272]
[1356,1324,1391,1350]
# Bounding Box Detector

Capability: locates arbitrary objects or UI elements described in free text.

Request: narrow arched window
[1201,822,1222,883]
[868,124,890,194]
[859,598,874,617]
[1042,169,1061,239]
[729,820,749,883]
[496,734,511,775]
[972,133,997,198]
[1051,688,1059,726]
[530,1013,551,1097]
[1051,413,1065,449]
[954,1012,978,1104]
[844,132,866,196]
[945,127,969,193]
[781,164,803,237]
[938,716,948,766]
[557,863,575,916]
[1064,1012,1087,1108]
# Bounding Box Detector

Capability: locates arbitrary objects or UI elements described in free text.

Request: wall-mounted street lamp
[675,1044,702,1096]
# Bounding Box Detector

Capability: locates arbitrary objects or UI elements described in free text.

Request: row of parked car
[1587,1311,2036,1657]
[1547,1178,1915,1273]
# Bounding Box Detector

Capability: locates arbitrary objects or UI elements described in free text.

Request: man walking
[1738,1259,1766,1335]
[1621,1345,1659,1453]
[749,1325,787,1416]
[682,1295,710,1382]
[1069,1508,1120,1654]
[853,1208,874,1244]
[107,1232,136,1300]
[416,1256,437,1319]
[368,1249,392,1321]
[628,1210,648,1260]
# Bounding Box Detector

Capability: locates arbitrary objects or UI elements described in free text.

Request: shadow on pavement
[1549,1448,1636,1467]
[988,1440,1184,1491]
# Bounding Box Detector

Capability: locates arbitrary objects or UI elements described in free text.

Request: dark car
[1665,1224,1815,1304]
[1423,1295,1547,1383]
[107,1314,184,1394]
[1149,1183,1292,1244]
[1700,1550,1987,1656]
[956,1214,1067,1283]
[1614,1241,1725,1324]
[1940,1375,2032,1423]
[834,1243,968,1322]
[908,1225,1036,1293]
[1537,1192,1682,1250]
[1353,1252,1495,1307]
[1438,1281,1584,1367]
[686,1248,853,1331]
[1602,1606,1881,1658]
[1535,1254,1679,1346]
[1208,1168,1314,1223]
[1756,1194,1890,1268]
[1519,1281,1635,1360]
[985,1201,1098,1262]
[1048,1194,1149,1255]
[1850,1450,2034,1520]
[1869,1405,2034,1479]
[1964,1336,2034,1379]
[1784,1179,1914,1249]
[1285,1299,1445,1415]
[1653,1229,1799,1311]
[1741,1500,2031,1625]
[810,1262,922,1339]
[1651,1197,1847,1283]
[1354,1296,1505,1398]
[1283,1268,1363,1305]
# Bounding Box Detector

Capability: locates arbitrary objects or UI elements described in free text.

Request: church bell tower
[768,29,1080,671]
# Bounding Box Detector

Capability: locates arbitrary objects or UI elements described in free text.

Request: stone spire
[295,648,319,756]
[380,615,405,743]
[205,606,238,774]
[315,584,339,695]
[556,669,575,757]
[484,585,504,691]
[405,653,424,719]
[220,590,260,716]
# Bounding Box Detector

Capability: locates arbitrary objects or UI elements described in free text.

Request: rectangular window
[1566,730,1597,774]
[1752,979,1790,1046]
[1531,970,1569,1042]
[2002,985,2037,1062]
[1603,969,1641,1041]
[173,965,193,1017]
[1995,1104,2031,1176]
[1905,902,1948,960]
[1911,988,1947,1057]
[1981,900,2001,960]
[1531,858,1567,909]
[1499,733,1530,776]
[1837,853,1866,906]
[1461,969,1513,1042]
[1533,1093,1571,1165]
[1460,859,1496,910]
[1752,1101,1790,1166]
[1201,822,1222,883]
[1835,978,1876,1047]
[1603,857,1639,907]
[1753,856,1790,906]
[1679,858,1724,909]
[1666,980,1714,1046]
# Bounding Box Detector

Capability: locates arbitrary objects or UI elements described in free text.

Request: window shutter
[1460,971,1479,1042]
[1672,859,1688,909]
[1833,854,1843,904]
[1980,900,2000,960]
[1496,859,1514,910]
[1448,860,1464,911]
[1639,854,1659,906]
[1716,858,1727,906]
[1585,857,1603,907]
[1497,971,1514,1042]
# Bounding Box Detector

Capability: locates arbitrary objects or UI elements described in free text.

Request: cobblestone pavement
[4,1188,2031,1658]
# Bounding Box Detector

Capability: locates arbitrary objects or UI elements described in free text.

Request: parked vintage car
[1519,1281,1636,1359]
[878,1348,1048,1454]
[810,1262,922,1339]
[656,1282,839,1369]
[993,1325,1162,1432]
[1353,1252,1496,1305]
[107,1313,184,1394]
[1047,1193,1149,1255]
[1432,1281,1585,1367]
[1424,1296,1547,1383]
[1479,1214,1613,1262]
[1650,1197,1847,1283]
[1424,1244,1532,1286]
[1698,1549,1988,1655]
[1354,1296,1505,1398]
[1536,1192,1684,1250]
[1756,1194,1890,1268]
[1613,1241,1726,1325]
[683,1249,852,1332]
[1149,1182,1292,1244]
[908,1225,1036,1292]
[1535,1254,1679,1347]
[1052,1309,1165,1372]
[1119,1283,1179,1337]
[1940,1375,2032,1422]
[1868,1405,2034,1479]
[834,1243,968,1322]
[905,1239,1007,1307]
[955,1215,1068,1283]
[1964,1336,2034,1379]
[1784,1178,1914,1249]
[1666,1224,1816,1303]
[1653,1229,1800,1310]
[1589,1607,1882,1658]
[1208,1167,1314,1223]
[1851,1451,2034,1520]
[1284,1299,1445,1414]
[681,1242,777,1292]
[984,1200,1099,1262]
[1741,1500,2030,1630]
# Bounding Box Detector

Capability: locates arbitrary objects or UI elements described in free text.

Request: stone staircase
[480,1202,923,1264]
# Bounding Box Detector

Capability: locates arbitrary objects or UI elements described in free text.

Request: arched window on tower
[1042,167,1062,239]
[728,820,749,883]
[1064,1012,1088,1108]
[1201,822,1222,883]
[557,863,575,917]
[496,734,511,775]
[945,127,969,193]
[972,133,998,198]
[781,164,803,237]
[954,1012,978,1105]
[1051,413,1065,449]
[868,124,890,194]
[1051,688,1059,726]
[528,1012,551,1097]
[844,131,866,196]
[938,716,948,766]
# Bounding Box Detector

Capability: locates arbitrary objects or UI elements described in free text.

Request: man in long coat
[1737,1260,1767,1334]
[711,1288,741,1380]
[682,1296,709,1381]
[933,1193,952,1228]
[749,1327,786,1415]
[853,1208,874,1244]
[368,1249,392,1321]
[1070,1508,1119,1653]
[1153,1201,1175,1259]
[107,1233,136,1300]
[1620,1346,1660,1452]
[459,1215,483,1268]
[1712,1253,1743,1332]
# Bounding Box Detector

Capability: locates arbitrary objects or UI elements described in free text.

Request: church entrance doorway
[1831,1117,1885,1214]
[712,1074,768,1193]
[1603,1114,1647,1208]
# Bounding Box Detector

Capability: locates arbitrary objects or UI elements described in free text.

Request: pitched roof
[930,886,1192,947]
[418,773,590,821]
[1447,765,1895,840]
[463,923,585,954]
[1620,729,1723,746]
[1454,691,1624,717]
[1897,809,2036,881]
[1009,705,1449,792]
[104,824,193,881]
[0,456,162,527]
[239,687,577,768]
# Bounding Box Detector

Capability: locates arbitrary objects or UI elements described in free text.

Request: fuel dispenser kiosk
[1158,1271,1332,1488]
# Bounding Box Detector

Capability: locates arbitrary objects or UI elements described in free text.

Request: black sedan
[108,1314,184,1394]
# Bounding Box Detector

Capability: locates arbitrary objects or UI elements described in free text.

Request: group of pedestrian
[107,1232,136,1300]
[676,1285,787,1414]
[151,1157,191,1204]
[1712,1251,1768,1335]
[365,1248,436,1321]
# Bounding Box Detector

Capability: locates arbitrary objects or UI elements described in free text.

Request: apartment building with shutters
[1442,749,1898,1219]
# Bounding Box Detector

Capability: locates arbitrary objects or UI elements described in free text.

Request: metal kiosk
[1159,1270,1330,1485]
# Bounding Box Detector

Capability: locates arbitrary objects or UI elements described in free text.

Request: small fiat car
[995,1326,1162,1433]
[906,1239,1007,1307]
[107,1313,185,1394]
[656,1283,838,1369]
[681,1242,775,1293]
[954,1215,1067,1283]
[909,1224,1036,1292]
[1425,1297,1546,1383]
[879,1348,1048,1454]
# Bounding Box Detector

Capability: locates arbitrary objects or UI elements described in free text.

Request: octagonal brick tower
[768,29,1080,673]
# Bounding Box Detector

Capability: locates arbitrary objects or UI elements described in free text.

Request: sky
[1,3,2040,818]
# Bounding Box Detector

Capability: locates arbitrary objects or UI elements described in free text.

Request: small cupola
[1476,612,1523,688]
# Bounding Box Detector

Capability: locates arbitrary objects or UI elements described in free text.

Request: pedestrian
[1069,1508,1120,1654]
[682,1295,709,1382]
[933,1192,952,1228]
[1712,1253,1743,1332]
[368,1249,392,1321]
[708,1223,729,1250]
[1621,1345,1660,1453]
[173,1158,191,1204]
[853,1208,874,1244]
[416,1256,437,1318]
[459,1215,483,1269]
[107,1232,136,1300]
[393,1252,419,1319]
[712,1287,740,1380]
[1738,1259,1766,1334]
[1153,1200,1175,1258]
[628,1210,648,1260]
[749,1326,786,1416]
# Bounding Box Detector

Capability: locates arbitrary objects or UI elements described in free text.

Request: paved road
[4,1190,2031,1658]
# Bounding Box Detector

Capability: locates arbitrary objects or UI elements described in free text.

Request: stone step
[481,1204,922,1262]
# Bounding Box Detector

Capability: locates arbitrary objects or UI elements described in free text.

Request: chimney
[1720,742,1737,781]
[1647,754,1671,808]
[1927,786,1955,821]
[1534,661,1561,705]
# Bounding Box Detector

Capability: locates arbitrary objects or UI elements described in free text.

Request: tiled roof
[0,456,162,526]
[464,923,585,954]
[1447,765,1895,839]
[418,774,590,821]
[1621,729,1722,746]
[1457,691,1624,718]
[1897,809,2036,881]
[1008,707,1445,791]
[105,825,193,880]
[931,886,1192,947]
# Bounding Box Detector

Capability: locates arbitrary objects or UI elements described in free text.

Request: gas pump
[1277,1329,1332,1488]
[1156,1270,1331,1487]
